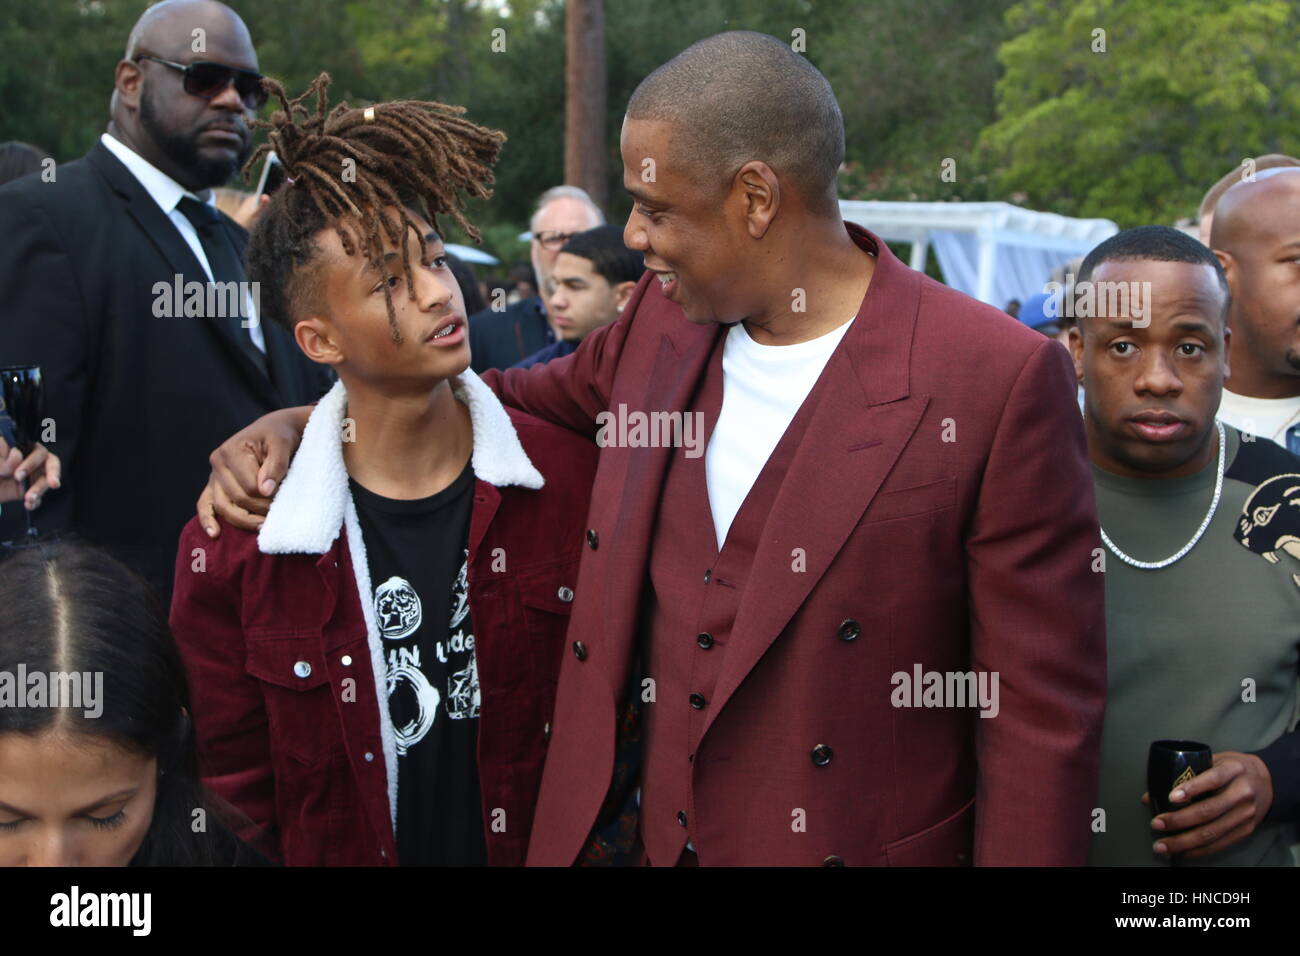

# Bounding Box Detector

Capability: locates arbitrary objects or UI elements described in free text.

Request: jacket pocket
[863,476,956,525]
[883,796,975,866]
[244,632,337,765]
[518,559,581,617]
[516,559,580,692]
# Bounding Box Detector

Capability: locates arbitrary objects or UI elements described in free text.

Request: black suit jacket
[468,297,553,373]
[0,140,332,600]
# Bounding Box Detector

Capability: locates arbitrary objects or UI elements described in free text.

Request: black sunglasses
[134,55,267,110]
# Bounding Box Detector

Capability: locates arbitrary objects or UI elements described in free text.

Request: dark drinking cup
[1147,739,1213,815]
[0,365,45,539]
[0,365,44,454]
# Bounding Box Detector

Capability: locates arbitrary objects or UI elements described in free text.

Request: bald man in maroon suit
[200,32,1106,865]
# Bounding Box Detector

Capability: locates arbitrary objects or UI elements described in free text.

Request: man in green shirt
[1072,225,1300,866]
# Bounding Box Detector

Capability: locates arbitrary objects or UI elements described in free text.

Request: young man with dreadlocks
[169,75,597,866]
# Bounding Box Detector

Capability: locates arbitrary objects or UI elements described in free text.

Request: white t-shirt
[1217,388,1300,450]
[705,317,854,550]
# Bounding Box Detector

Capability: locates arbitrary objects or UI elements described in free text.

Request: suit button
[341,655,352,666]
[689,693,706,709]
[543,721,551,739]
[677,811,688,827]
[364,752,374,762]
[811,744,833,766]
[696,632,714,649]
[838,619,860,641]
[293,661,312,679]
[703,568,711,583]
[573,641,588,661]
[557,586,574,602]
[586,529,599,550]
[823,855,844,866]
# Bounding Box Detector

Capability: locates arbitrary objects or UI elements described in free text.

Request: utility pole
[564,0,607,212]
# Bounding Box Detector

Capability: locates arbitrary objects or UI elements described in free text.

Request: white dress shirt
[100,132,266,352]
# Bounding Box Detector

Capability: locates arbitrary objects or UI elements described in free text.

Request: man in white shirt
[0,0,330,601]
[1211,168,1300,452]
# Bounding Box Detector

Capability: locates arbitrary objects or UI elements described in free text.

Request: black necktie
[176,196,269,377]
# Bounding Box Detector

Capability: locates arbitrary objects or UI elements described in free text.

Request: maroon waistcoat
[640,332,824,865]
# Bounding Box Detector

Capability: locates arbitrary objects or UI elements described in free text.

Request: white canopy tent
[446,242,499,266]
[838,201,1118,307]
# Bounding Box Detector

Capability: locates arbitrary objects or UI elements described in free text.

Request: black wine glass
[0,365,45,538]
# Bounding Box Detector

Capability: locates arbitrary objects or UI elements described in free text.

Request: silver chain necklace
[1099,420,1226,570]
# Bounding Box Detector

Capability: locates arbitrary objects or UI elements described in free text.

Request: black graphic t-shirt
[349,461,488,866]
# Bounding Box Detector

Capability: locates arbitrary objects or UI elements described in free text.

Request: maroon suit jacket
[482,223,1107,866]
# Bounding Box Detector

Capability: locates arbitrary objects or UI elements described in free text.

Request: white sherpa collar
[257,368,544,556]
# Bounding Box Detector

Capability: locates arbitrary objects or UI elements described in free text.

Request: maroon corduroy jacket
[170,373,596,865]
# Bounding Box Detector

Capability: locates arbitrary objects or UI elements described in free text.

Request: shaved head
[1198,154,1300,245]
[626,31,844,212]
[110,0,257,191]
[125,0,251,61]
[1210,167,1300,252]
[1207,167,1300,397]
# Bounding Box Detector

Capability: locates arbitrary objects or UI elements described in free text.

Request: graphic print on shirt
[444,554,480,719]
[1233,472,1300,587]
[373,552,479,755]
[376,575,423,639]
[375,575,438,754]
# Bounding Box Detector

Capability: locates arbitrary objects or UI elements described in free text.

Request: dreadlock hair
[243,72,505,342]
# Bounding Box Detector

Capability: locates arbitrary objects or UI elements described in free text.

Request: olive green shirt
[1089,426,1300,866]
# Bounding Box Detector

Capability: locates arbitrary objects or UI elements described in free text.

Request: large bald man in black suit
[0,0,330,600]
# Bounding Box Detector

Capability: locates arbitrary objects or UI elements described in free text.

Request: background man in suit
[512,225,644,368]
[467,185,603,372]
[200,31,1107,865]
[0,0,330,602]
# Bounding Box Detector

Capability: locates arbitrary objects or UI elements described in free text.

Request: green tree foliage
[0,0,141,161]
[980,0,1300,226]
[816,0,1012,203]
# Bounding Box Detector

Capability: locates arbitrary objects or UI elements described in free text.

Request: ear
[1222,323,1232,381]
[613,279,636,312]
[1214,249,1238,297]
[733,161,780,240]
[294,316,345,368]
[1068,325,1085,385]
[114,59,143,112]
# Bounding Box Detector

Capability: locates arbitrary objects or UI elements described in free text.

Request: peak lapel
[701,226,928,737]
[89,143,280,405]
[593,320,719,696]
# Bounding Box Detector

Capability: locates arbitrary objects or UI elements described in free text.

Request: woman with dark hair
[0,539,265,866]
